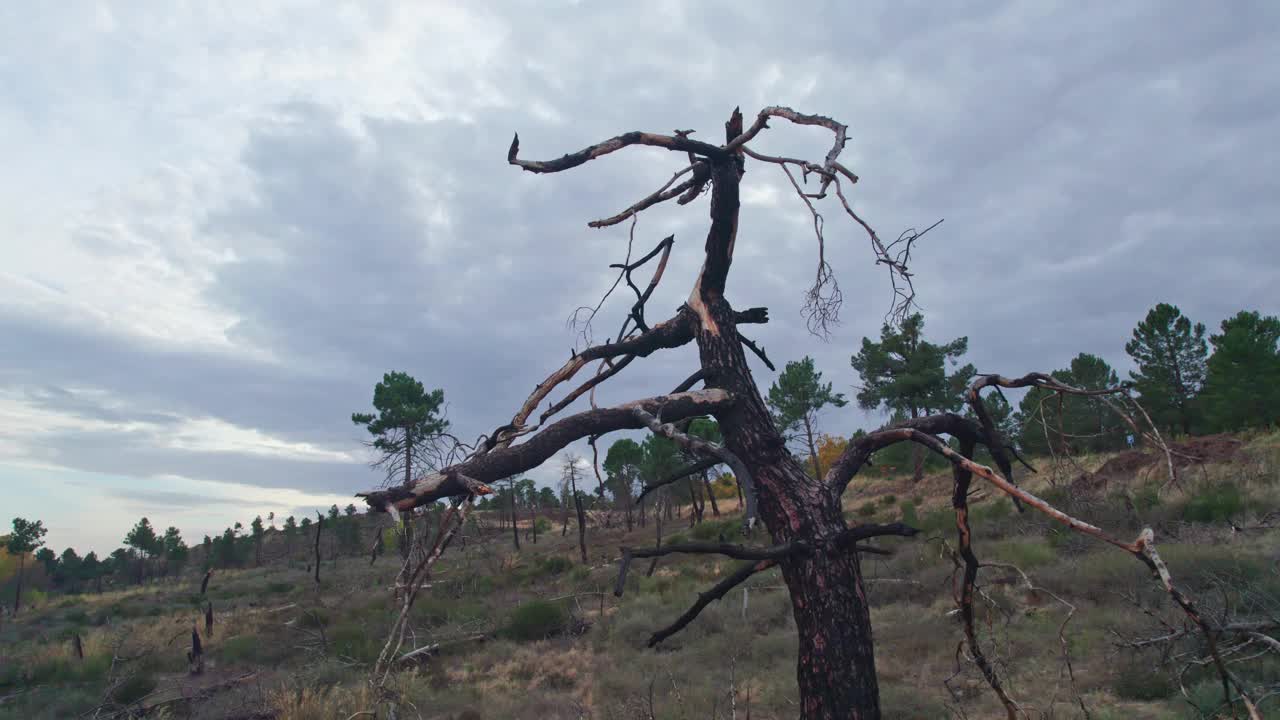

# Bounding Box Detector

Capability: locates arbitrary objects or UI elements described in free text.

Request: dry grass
[3,432,1278,719]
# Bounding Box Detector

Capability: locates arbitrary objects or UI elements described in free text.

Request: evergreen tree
[603,438,644,511]
[6,518,47,613]
[852,313,975,479]
[1017,353,1126,454]
[250,516,266,566]
[767,357,847,479]
[1125,303,1208,435]
[339,504,362,555]
[282,516,298,560]
[82,551,101,593]
[162,527,189,577]
[55,548,82,589]
[35,547,57,575]
[352,371,449,485]
[1200,310,1280,431]
[124,518,162,583]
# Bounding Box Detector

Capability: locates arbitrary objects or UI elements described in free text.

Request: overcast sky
[2,2,1277,554]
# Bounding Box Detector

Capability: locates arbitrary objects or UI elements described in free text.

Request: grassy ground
[2,433,1278,719]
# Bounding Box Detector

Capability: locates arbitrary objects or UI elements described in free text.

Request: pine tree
[852,313,975,480]
[767,357,847,479]
[1200,310,1280,431]
[1125,303,1208,435]
[6,517,47,613]
[1017,353,1126,454]
[352,371,449,485]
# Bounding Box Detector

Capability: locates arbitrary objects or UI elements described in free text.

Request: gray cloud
[100,487,269,510]
[2,1,1278,530]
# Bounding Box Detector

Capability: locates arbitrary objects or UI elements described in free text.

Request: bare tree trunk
[398,511,413,589]
[688,141,881,716]
[802,414,823,479]
[646,493,665,577]
[510,483,521,551]
[687,477,703,526]
[12,555,23,614]
[703,470,721,517]
[313,514,323,585]
[910,406,925,483]
[530,504,538,544]
[571,470,588,564]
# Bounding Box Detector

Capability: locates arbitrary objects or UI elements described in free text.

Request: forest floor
[2,431,1278,719]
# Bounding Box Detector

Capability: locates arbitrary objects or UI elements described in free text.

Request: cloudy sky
[2,2,1277,554]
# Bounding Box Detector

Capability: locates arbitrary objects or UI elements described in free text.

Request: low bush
[329,621,382,664]
[538,556,573,576]
[297,608,329,629]
[503,600,569,642]
[1111,658,1175,700]
[690,518,738,541]
[111,672,158,705]
[988,538,1056,569]
[218,635,261,663]
[63,608,90,625]
[1183,482,1244,523]
[265,581,295,594]
[857,502,878,517]
[899,501,919,527]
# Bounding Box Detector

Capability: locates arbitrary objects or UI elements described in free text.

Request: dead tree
[356,107,1262,718]
[312,512,323,585]
[563,455,589,564]
[508,478,521,551]
[187,627,204,675]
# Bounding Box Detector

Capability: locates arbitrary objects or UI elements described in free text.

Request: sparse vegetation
[3,431,1278,718]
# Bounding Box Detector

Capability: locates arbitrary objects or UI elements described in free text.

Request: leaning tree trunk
[689,146,880,717]
[646,492,664,577]
[699,297,880,717]
[509,485,521,551]
[802,414,823,479]
[570,471,588,564]
[12,555,24,614]
[702,470,720,517]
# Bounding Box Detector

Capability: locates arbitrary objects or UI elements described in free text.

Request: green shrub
[297,608,330,629]
[899,501,919,528]
[569,565,591,582]
[265,581,295,594]
[1183,482,1244,523]
[880,494,897,506]
[972,497,1012,523]
[503,600,569,642]
[534,517,553,534]
[1183,678,1230,717]
[111,672,158,705]
[690,518,737,541]
[218,635,261,663]
[330,621,382,664]
[857,502,878,517]
[63,608,90,625]
[1132,484,1161,511]
[538,556,573,576]
[989,539,1056,569]
[1111,659,1175,700]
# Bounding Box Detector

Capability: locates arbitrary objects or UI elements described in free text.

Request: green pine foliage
[1124,303,1208,435]
[1199,311,1280,432]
